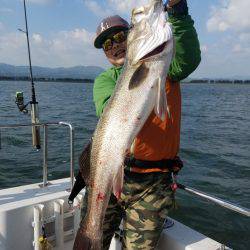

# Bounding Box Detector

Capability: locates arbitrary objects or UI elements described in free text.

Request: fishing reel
[15,91,29,114]
[15,91,41,149]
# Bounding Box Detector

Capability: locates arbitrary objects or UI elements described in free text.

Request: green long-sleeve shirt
[93,14,201,117]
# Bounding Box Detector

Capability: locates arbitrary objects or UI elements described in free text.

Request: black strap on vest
[68,156,183,203]
[124,156,183,173]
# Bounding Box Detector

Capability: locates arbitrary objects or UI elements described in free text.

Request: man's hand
[168,0,182,7]
[165,0,188,15]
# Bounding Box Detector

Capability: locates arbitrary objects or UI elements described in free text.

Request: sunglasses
[102,31,128,51]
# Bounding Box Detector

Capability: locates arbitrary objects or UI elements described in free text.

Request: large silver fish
[73,0,174,249]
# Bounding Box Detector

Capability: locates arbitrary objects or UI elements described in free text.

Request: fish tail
[73,230,102,250]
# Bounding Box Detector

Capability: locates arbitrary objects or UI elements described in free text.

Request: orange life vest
[131,77,181,166]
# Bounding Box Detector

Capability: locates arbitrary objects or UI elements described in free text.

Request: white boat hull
[0,178,230,250]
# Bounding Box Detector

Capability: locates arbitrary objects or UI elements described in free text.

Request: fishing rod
[17,0,40,149]
[177,183,250,217]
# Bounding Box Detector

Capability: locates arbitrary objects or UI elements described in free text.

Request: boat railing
[177,183,250,217]
[0,122,249,219]
[0,121,75,189]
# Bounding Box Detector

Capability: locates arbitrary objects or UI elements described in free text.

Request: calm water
[0,81,249,249]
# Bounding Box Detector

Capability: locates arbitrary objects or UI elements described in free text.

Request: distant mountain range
[0,63,104,80]
[1,63,249,83]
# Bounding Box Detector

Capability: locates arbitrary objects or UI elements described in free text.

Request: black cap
[94,15,129,49]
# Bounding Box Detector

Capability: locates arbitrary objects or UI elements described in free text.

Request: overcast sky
[0,0,249,78]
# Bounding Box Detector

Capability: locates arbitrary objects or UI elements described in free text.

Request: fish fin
[154,77,169,121]
[73,229,102,250]
[79,141,92,186]
[128,63,149,90]
[113,165,124,200]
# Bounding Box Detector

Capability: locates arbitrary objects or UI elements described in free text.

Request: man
[77,0,200,249]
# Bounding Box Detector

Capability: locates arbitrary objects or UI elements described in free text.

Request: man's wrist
[167,0,188,17]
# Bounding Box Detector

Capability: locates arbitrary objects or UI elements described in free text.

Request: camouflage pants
[82,171,174,250]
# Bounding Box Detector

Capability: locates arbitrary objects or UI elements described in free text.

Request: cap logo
[101,22,110,32]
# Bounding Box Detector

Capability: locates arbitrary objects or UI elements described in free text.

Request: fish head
[127,0,173,66]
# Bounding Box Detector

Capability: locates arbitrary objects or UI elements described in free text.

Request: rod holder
[31,103,40,149]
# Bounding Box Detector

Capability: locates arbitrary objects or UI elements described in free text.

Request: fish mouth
[140,41,167,61]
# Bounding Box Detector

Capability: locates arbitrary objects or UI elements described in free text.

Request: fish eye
[132,6,145,15]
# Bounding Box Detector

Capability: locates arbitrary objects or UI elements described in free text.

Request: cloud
[203,0,250,78]
[201,45,208,53]
[0,28,107,67]
[192,35,250,78]
[0,22,4,31]
[27,0,54,5]
[239,33,250,42]
[232,44,242,53]
[32,33,43,44]
[49,29,94,52]
[0,32,26,63]
[107,0,149,14]
[232,33,250,54]
[207,0,250,32]
[84,0,149,18]
[0,7,13,13]
[84,0,111,17]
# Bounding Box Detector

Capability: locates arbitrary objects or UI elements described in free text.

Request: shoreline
[0,77,94,83]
